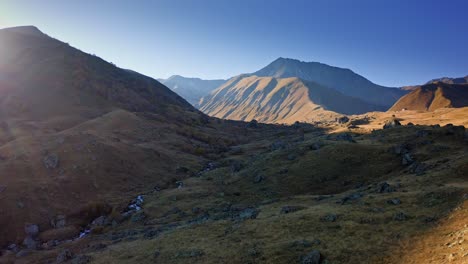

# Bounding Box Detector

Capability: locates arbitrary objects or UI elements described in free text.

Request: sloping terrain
[0,26,467,264]
[252,58,407,107]
[0,26,219,247]
[3,118,466,264]
[199,75,383,124]
[160,75,225,107]
[389,83,468,111]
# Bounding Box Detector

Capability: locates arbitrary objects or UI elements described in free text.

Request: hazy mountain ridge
[161,75,225,107]
[426,75,468,84]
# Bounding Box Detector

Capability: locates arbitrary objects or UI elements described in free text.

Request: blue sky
[1,0,467,86]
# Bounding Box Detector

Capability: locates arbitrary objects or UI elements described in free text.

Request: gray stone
[301,250,321,264]
[387,198,401,205]
[51,215,66,228]
[24,223,39,237]
[43,153,59,169]
[393,212,408,221]
[402,153,413,165]
[253,174,264,183]
[320,213,338,222]
[22,236,38,250]
[377,182,396,193]
[237,207,259,220]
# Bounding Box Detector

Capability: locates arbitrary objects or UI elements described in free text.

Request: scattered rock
[25,223,39,237]
[56,249,74,263]
[22,236,38,250]
[280,206,306,214]
[230,160,244,173]
[43,153,59,169]
[51,215,66,228]
[383,118,401,129]
[301,250,322,264]
[309,142,322,150]
[253,174,264,183]
[401,153,414,165]
[336,116,349,124]
[320,214,338,222]
[409,162,426,175]
[377,182,396,193]
[176,181,184,188]
[387,198,401,205]
[237,207,260,220]
[393,212,408,221]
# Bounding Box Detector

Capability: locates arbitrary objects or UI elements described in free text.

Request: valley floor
[0,110,467,264]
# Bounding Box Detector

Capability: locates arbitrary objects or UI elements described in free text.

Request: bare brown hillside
[199,75,383,124]
[389,83,468,112]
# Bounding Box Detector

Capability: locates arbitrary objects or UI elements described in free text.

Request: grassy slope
[4,119,466,264]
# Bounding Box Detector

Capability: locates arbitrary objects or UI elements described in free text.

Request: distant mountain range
[426,75,468,85]
[199,75,383,123]
[159,75,225,107]
[197,58,406,123]
[252,58,406,107]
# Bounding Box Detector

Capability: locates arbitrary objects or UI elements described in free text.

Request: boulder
[383,119,401,129]
[301,250,322,264]
[387,198,401,205]
[336,116,349,124]
[24,223,39,237]
[22,236,38,250]
[377,182,396,193]
[43,153,59,169]
[320,214,338,222]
